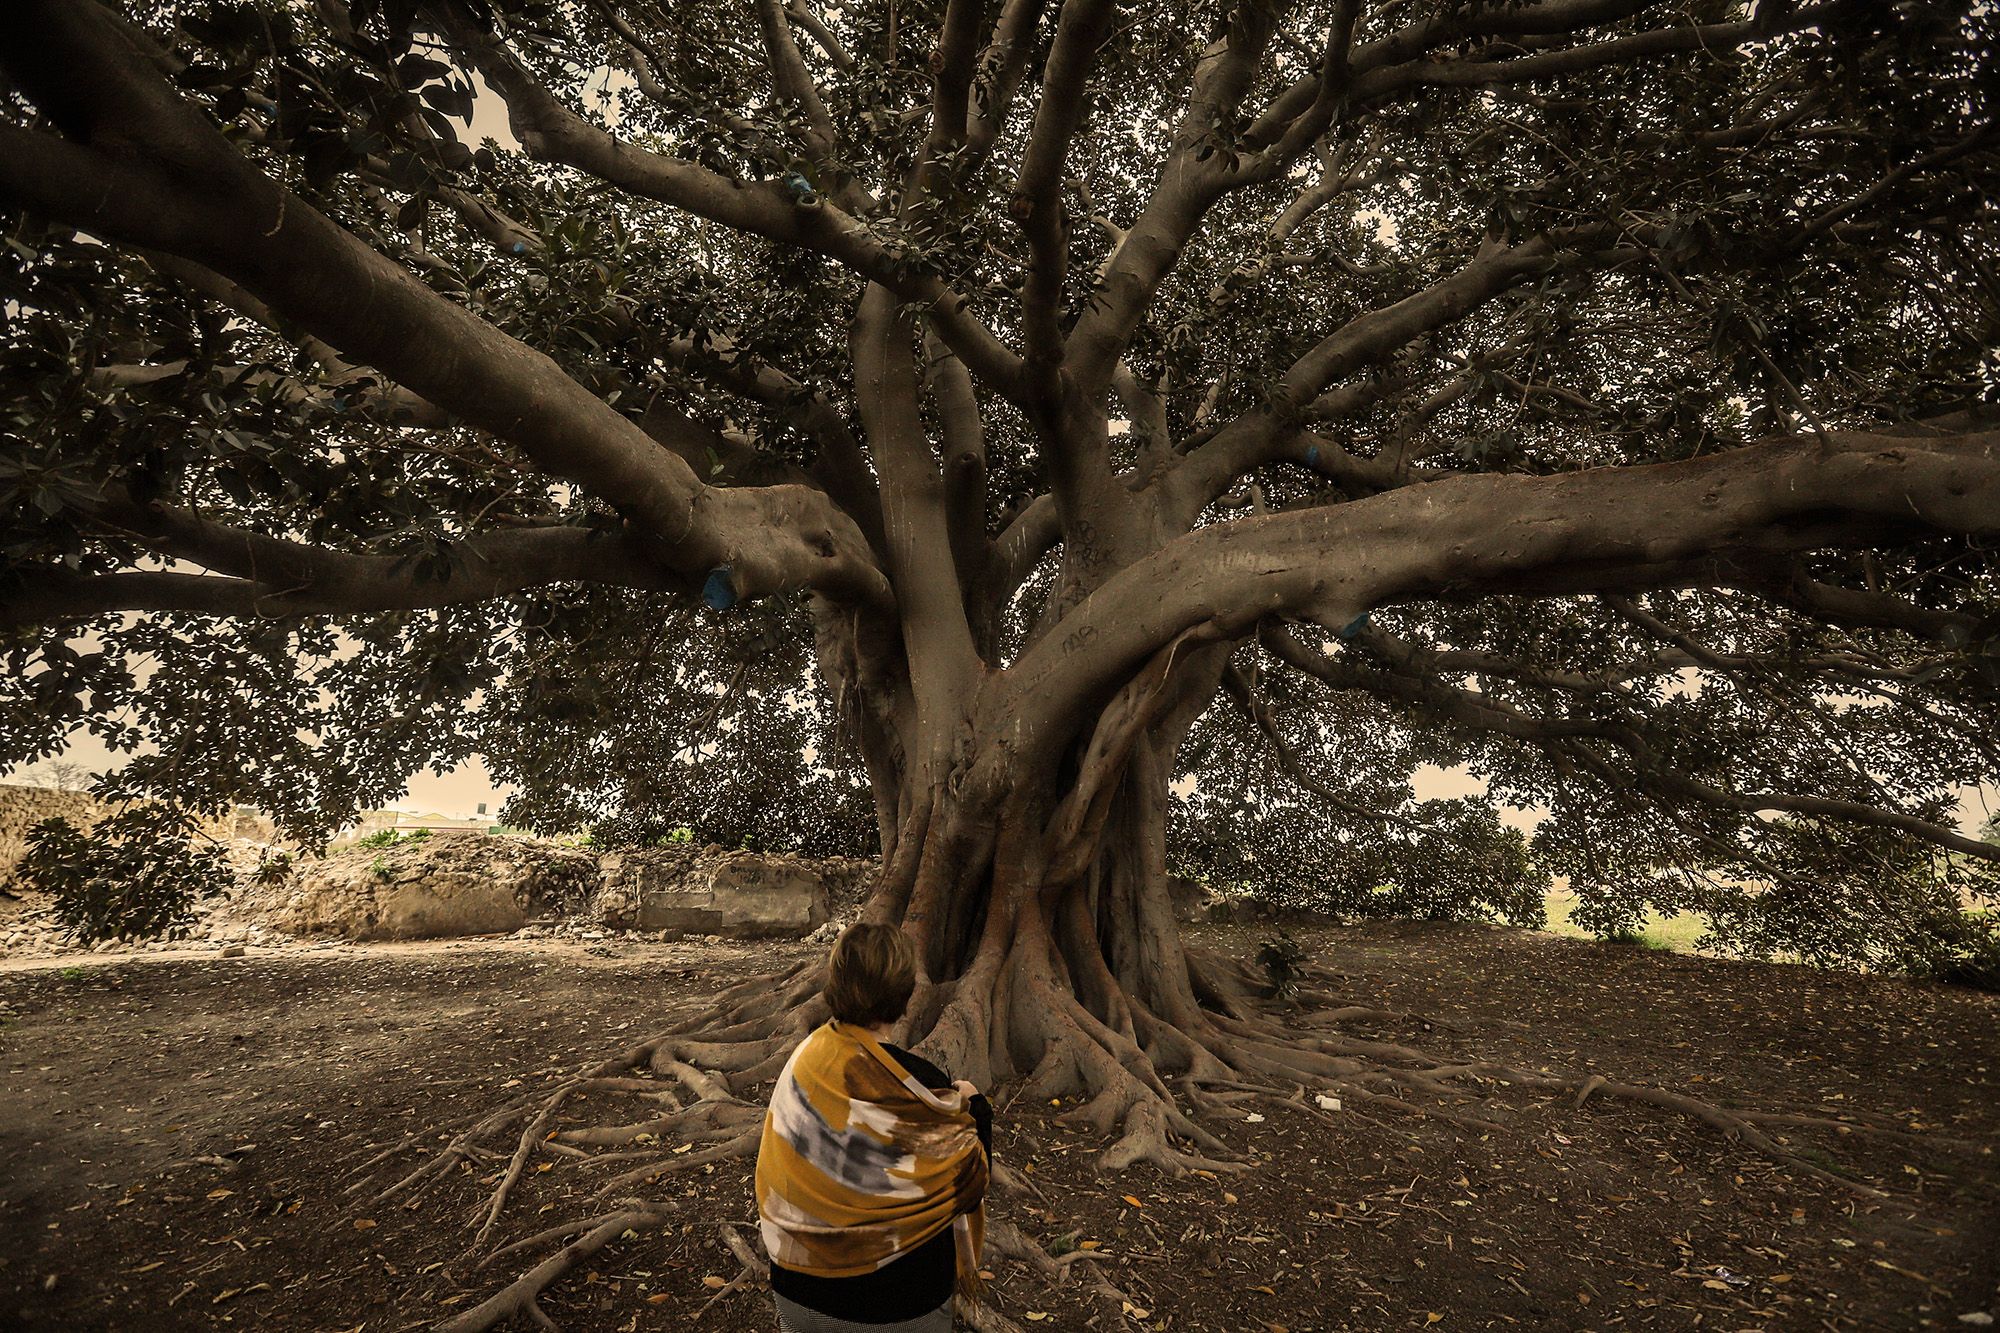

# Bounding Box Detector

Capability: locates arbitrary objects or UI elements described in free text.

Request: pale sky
[7,728,513,819]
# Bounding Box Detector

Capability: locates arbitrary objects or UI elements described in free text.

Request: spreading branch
[2,518,680,627]
[445,17,1028,401]
[1007,427,2000,749]
[0,0,889,610]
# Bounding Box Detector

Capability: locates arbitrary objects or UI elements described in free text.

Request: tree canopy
[3,0,1999,979]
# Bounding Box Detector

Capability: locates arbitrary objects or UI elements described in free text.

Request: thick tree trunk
[830,684,1251,1175]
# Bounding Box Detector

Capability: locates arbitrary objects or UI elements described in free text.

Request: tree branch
[2,519,684,628]
[925,329,992,636]
[1261,625,2000,864]
[133,249,445,426]
[1345,9,1821,105]
[1010,0,1118,389]
[1062,0,1291,394]
[1162,409,1434,525]
[914,0,985,173]
[1276,227,1618,408]
[787,3,856,72]
[966,0,1050,164]
[1796,122,2000,242]
[854,285,981,685]
[445,17,1026,401]
[1004,427,2000,745]
[1222,662,1490,848]
[0,0,889,610]
[651,330,884,545]
[1245,1,1733,146]
[753,0,841,157]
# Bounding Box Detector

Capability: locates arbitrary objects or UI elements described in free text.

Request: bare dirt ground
[1,921,1995,1333]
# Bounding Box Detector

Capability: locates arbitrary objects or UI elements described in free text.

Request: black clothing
[891,1044,992,1159]
[767,1043,992,1324]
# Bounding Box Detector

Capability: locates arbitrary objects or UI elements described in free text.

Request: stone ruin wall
[0,783,272,886]
[1,780,883,953]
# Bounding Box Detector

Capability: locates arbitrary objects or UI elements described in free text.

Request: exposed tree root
[988,1217,1134,1328]
[354,943,1938,1332]
[953,1294,1031,1333]
[434,1201,676,1333]
[696,1222,770,1317]
[467,1085,579,1257]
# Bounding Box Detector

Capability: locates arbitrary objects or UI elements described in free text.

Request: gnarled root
[340,963,821,1328]
[696,1222,770,1316]
[435,1201,676,1333]
[987,1218,1133,1328]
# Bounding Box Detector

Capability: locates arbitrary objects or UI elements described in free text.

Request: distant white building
[331,810,496,845]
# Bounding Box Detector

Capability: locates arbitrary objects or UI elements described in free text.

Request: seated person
[755,923,992,1331]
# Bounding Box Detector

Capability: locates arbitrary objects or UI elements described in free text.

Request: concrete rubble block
[603,848,830,939]
[704,853,830,938]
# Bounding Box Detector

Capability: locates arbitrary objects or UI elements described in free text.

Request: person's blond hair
[824,922,917,1027]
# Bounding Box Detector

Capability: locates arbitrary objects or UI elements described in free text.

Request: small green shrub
[1916,911,2000,992]
[1255,931,1310,1001]
[1938,946,2000,992]
[355,826,431,850]
[655,827,695,846]
[368,855,392,882]
[20,807,229,945]
[252,852,292,886]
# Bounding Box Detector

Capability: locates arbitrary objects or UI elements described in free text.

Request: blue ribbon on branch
[702,567,737,611]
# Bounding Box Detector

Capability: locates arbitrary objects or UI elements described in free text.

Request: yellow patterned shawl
[755,1021,987,1289]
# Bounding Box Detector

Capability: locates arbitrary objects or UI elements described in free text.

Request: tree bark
[805,595,1254,1175]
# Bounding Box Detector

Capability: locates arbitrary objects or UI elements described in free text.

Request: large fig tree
[5,0,2000,1318]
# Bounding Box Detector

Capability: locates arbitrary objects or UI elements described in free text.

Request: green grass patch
[1542,888,1708,954]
